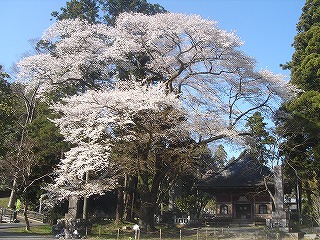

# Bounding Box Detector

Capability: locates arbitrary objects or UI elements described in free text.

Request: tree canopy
[16,12,296,229]
[17,13,295,143]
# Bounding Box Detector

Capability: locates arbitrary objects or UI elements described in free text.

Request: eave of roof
[197,154,273,190]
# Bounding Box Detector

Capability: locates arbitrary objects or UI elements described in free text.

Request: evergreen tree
[98,0,167,25]
[0,66,15,187]
[0,66,14,157]
[51,0,167,25]
[278,0,320,224]
[245,112,275,163]
[212,144,228,169]
[51,0,100,23]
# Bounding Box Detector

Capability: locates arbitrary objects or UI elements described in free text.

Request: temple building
[198,154,279,225]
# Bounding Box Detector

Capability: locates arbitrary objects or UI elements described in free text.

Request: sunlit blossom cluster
[47,142,117,197]
[49,83,187,197]
[51,83,185,143]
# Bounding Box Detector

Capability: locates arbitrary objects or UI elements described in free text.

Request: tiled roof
[198,154,272,189]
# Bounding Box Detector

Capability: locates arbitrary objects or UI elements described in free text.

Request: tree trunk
[115,187,124,224]
[123,174,129,221]
[130,191,135,221]
[139,200,157,232]
[124,175,137,222]
[82,197,88,220]
[312,193,320,226]
[123,191,131,221]
[136,147,176,231]
[138,177,159,232]
[23,200,30,231]
[8,178,17,209]
[66,195,78,220]
[123,191,135,222]
[82,171,89,220]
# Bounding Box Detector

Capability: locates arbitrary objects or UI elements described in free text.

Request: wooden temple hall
[197,154,296,225]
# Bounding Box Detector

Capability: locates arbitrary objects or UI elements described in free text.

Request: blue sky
[0,0,305,158]
[152,0,304,78]
[1,0,304,79]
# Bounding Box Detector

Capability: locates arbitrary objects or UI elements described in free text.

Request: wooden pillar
[230,192,233,218]
[253,195,256,219]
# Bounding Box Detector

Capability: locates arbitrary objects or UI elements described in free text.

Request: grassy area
[87,222,226,240]
[0,197,9,208]
[8,221,207,239]
[5,224,52,235]
[86,227,224,240]
[89,225,184,240]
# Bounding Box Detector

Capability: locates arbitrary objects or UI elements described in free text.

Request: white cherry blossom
[49,82,187,197]
[17,13,296,141]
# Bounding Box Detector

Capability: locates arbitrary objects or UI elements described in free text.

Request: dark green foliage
[278,0,320,177]
[292,51,320,90]
[245,112,275,163]
[52,0,167,25]
[283,0,320,90]
[0,67,15,157]
[173,175,210,219]
[296,0,320,33]
[212,144,227,169]
[0,81,69,210]
[0,67,13,129]
[26,103,68,175]
[51,0,100,23]
[1,64,72,225]
[289,91,320,126]
[99,0,167,25]
[0,67,14,186]
[275,107,320,178]
[275,104,320,225]
[277,1,320,222]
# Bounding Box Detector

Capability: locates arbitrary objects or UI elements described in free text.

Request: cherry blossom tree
[49,82,191,228]
[16,12,297,229]
[17,13,295,141]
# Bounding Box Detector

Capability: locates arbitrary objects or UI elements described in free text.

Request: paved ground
[0,232,56,239]
[0,218,56,240]
[0,221,268,240]
[1,219,319,240]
